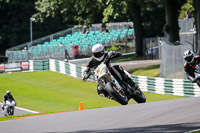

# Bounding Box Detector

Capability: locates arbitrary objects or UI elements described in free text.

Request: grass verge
[0,71,184,121]
[129,64,160,77]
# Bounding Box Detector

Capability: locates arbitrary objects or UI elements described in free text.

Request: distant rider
[83,44,138,99]
[2,91,16,110]
[183,50,200,83]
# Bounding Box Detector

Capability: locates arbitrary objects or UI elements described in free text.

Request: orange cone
[79,102,84,110]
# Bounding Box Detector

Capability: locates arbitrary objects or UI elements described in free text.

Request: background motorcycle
[194,64,200,87]
[2,99,15,116]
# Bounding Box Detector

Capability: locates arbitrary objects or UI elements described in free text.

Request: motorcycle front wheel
[106,82,128,105]
[132,89,146,103]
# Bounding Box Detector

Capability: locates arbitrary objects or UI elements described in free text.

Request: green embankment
[0,71,184,114]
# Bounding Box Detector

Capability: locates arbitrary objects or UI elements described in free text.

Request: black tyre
[106,82,128,105]
[132,89,146,103]
[10,107,14,115]
[8,107,12,116]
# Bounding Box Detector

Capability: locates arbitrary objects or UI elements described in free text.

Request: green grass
[105,45,121,51]
[111,54,144,63]
[0,71,184,121]
[129,64,160,77]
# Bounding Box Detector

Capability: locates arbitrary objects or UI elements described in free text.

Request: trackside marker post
[79,102,84,110]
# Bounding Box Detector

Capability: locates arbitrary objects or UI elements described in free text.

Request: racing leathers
[2,94,16,110]
[83,51,138,99]
[184,55,200,83]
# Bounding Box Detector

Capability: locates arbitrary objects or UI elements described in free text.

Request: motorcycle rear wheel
[106,82,128,105]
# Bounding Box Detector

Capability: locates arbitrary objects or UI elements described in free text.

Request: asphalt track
[0,97,200,133]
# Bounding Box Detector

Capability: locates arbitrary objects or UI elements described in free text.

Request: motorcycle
[2,99,15,116]
[84,62,146,105]
[194,63,200,87]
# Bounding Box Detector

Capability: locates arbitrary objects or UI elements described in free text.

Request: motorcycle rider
[183,50,200,83]
[83,44,138,99]
[2,90,16,110]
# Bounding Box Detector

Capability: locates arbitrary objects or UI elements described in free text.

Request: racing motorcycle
[194,63,200,87]
[84,62,146,105]
[2,99,16,116]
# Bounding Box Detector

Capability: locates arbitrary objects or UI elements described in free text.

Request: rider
[183,50,200,83]
[2,90,16,110]
[83,44,138,99]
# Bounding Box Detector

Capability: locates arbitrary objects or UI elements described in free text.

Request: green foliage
[141,0,165,37]
[103,0,128,23]
[34,0,105,26]
[0,0,69,55]
[102,0,165,37]
[179,0,194,19]
[105,45,121,51]
[0,0,35,54]
[0,0,194,55]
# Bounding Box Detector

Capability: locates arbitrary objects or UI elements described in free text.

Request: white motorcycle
[2,99,16,116]
[84,62,146,105]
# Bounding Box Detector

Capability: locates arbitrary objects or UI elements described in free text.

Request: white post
[30,18,35,49]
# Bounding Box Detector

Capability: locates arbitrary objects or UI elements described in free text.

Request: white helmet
[6,90,11,95]
[184,50,194,63]
[92,44,105,61]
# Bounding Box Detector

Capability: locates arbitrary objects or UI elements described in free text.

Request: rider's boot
[2,105,4,110]
[1,106,4,113]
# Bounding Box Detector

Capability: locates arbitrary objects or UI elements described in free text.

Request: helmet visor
[185,56,194,63]
[93,50,104,58]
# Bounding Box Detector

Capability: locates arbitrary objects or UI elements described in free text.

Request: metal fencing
[160,41,192,79]
[178,18,194,33]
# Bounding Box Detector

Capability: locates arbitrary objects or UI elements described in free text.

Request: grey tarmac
[0,97,199,133]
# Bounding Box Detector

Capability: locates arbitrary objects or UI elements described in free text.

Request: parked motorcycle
[84,62,146,105]
[2,99,15,116]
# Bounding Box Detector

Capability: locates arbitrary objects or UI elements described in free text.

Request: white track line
[0,102,39,114]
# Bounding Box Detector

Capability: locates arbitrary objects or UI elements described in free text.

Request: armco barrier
[29,59,200,97]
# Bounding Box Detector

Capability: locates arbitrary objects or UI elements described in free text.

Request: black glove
[107,51,113,58]
[192,78,196,83]
[83,72,90,82]
[104,53,112,64]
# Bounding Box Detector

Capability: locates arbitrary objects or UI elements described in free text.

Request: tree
[103,0,144,56]
[0,0,69,55]
[131,1,144,56]
[162,0,181,43]
[179,0,194,19]
[193,0,200,54]
[33,0,105,26]
[0,0,36,54]
[103,0,165,56]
